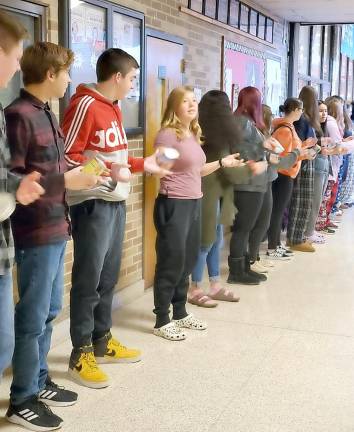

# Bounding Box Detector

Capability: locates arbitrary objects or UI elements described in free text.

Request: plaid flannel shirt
[0,103,21,275]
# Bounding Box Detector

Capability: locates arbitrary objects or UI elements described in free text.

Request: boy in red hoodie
[62,48,166,389]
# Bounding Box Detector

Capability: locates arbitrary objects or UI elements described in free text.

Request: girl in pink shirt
[152,86,241,341]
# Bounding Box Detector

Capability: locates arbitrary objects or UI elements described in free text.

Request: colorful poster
[223,41,265,108]
[265,58,282,115]
[70,2,106,92]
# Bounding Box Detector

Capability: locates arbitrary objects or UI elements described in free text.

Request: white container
[156,147,180,165]
[0,193,16,222]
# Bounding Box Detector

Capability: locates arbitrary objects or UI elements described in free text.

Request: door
[144,33,184,288]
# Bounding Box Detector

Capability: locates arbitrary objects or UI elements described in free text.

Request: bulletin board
[221,37,265,111]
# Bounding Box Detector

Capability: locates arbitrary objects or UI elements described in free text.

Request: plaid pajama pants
[287,160,314,245]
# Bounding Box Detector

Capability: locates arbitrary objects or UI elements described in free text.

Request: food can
[0,192,16,222]
[81,157,106,175]
[156,147,180,164]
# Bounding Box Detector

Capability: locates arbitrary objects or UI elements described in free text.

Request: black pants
[249,183,273,261]
[268,174,294,250]
[69,199,126,348]
[153,195,201,328]
[230,191,265,259]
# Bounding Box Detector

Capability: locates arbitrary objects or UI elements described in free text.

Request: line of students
[1,9,354,432]
[0,11,171,432]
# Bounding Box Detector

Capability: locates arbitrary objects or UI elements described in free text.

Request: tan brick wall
[11,0,289,321]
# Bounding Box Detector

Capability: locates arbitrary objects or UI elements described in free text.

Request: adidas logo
[39,390,58,401]
[18,408,39,422]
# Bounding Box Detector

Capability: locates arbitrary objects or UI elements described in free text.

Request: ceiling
[252,0,354,23]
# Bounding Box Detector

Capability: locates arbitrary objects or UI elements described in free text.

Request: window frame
[187,0,273,43]
[59,0,145,136]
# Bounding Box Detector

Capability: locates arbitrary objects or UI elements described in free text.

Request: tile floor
[1,209,354,431]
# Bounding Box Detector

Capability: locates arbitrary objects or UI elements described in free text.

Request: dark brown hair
[283,97,303,115]
[0,10,28,52]
[21,42,74,86]
[96,48,139,82]
[298,86,322,134]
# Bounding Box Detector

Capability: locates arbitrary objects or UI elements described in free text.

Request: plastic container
[0,193,16,222]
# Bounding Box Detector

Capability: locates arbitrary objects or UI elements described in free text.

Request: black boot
[227,256,260,285]
[245,255,267,282]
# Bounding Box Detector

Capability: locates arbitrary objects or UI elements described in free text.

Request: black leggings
[230,190,265,259]
[249,183,273,261]
[268,174,294,250]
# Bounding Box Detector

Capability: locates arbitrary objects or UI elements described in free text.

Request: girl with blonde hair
[152,86,242,340]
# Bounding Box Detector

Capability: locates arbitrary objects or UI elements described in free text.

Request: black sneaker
[6,396,63,431]
[38,377,78,407]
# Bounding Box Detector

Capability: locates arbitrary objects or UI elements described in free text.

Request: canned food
[156,147,180,165]
[81,157,106,176]
[0,192,16,222]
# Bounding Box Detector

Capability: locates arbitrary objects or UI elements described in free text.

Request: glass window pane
[340,55,348,100]
[70,2,106,93]
[322,26,331,81]
[331,28,341,95]
[347,61,353,101]
[190,0,202,13]
[265,18,273,43]
[298,26,310,76]
[217,0,228,23]
[298,79,310,94]
[205,0,216,19]
[0,11,35,107]
[240,3,249,33]
[249,10,258,36]
[257,14,265,39]
[310,26,322,78]
[229,0,240,27]
[113,13,141,129]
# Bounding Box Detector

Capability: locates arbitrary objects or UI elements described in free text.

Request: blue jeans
[191,224,223,285]
[11,242,66,405]
[0,271,14,380]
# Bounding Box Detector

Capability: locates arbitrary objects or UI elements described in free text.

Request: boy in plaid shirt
[0,10,44,382]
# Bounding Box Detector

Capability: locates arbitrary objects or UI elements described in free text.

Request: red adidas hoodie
[62,84,144,205]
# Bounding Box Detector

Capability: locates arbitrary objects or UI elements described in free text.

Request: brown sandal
[188,291,218,308]
[208,288,240,302]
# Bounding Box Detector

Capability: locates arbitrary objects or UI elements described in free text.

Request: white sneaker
[173,314,207,330]
[266,249,291,261]
[153,322,186,341]
[251,261,268,273]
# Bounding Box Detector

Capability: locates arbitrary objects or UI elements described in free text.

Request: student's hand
[144,151,173,178]
[65,166,101,190]
[343,136,353,142]
[16,171,45,205]
[111,162,132,183]
[247,160,268,176]
[221,153,244,168]
[338,146,349,155]
[302,137,317,149]
[263,137,280,151]
[321,148,331,156]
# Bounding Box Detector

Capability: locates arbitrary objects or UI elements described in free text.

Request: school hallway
[1,209,354,432]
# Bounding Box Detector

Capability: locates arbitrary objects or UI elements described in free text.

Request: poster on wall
[265,58,282,115]
[70,2,106,91]
[221,38,265,110]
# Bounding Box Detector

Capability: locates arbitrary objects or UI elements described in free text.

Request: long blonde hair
[325,98,345,136]
[161,85,202,143]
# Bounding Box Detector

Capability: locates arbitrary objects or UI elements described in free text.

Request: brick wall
[10,0,290,320]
